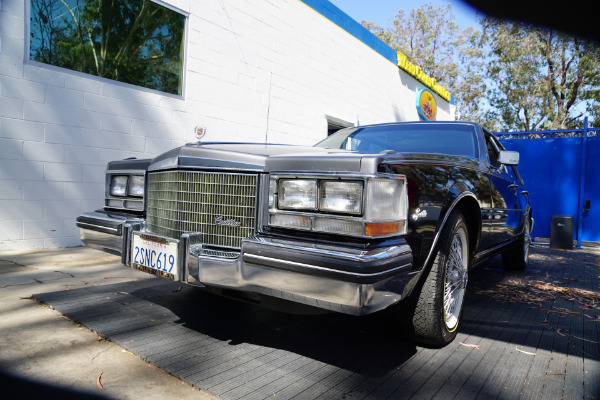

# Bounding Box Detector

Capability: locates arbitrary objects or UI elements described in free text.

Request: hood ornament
[194,125,207,142]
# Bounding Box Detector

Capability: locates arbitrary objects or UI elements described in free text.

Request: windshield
[315,124,478,158]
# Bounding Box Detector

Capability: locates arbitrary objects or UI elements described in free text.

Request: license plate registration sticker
[132,233,179,281]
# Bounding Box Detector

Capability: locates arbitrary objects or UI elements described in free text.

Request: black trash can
[550,215,574,249]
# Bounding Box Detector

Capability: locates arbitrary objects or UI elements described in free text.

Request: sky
[327,0,482,30]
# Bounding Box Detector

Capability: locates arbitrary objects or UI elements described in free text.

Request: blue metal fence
[495,117,600,247]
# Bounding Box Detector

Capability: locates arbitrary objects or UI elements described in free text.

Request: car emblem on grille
[214,216,241,227]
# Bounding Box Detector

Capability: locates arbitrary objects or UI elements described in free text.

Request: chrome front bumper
[77,211,414,315]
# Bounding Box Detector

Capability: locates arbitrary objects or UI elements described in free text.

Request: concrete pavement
[0,247,218,399]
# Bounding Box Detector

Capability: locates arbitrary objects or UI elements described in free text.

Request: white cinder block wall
[0,0,455,250]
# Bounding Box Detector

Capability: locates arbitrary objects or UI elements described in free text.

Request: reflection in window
[29,0,186,95]
[316,124,478,158]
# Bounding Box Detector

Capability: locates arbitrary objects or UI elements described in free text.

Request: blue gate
[496,118,600,246]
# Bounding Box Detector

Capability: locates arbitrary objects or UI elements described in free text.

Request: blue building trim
[299,0,455,105]
[299,0,398,65]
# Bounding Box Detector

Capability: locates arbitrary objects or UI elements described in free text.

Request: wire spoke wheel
[408,211,470,347]
[444,228,468,331]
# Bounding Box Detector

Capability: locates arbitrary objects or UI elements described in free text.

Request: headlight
[110,175,128,196]
[365,178,406,220]
[320,180,362,215]
[106,172,145,211]
[128,175,145,197]
[278,179,317,210]
[269,175,408,238]
[364,178,407,236]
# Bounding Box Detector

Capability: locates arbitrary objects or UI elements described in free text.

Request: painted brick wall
[0,0,455,250]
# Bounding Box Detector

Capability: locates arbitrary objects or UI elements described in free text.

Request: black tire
[409,211,469,347]
[501,216,531,271]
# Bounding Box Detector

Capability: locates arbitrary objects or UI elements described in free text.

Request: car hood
[145,142,481,174]
[148,142,388,174]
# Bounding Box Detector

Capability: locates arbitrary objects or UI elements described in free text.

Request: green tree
[30,0,185,95]
[361,3,485,123]
[481,18,600,130]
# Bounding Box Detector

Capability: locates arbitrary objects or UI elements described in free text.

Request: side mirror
[499,150,519,166]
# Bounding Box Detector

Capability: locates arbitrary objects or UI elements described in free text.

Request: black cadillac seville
[77,121,532,347]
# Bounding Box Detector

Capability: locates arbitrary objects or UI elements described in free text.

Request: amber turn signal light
[365,222,400,237]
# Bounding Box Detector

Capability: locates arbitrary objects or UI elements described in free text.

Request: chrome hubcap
[444,228,468,331]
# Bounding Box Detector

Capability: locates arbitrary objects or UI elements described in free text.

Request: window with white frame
[29,0,186,95]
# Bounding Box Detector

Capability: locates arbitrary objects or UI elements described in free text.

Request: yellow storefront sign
[397,51,452,102]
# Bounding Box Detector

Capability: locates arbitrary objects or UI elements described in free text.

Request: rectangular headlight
[319,180,363,215]
[106,172,146,212]
[278,179,317,210]
[110,175,128,197]
[128,175,145,197]
[268,174,407,238]
[364,178,407,221]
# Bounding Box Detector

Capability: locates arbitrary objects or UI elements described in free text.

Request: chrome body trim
[191,249,409,315]
[242,236,411,263]
[422,192,478,269]
[77,221,119,235]
[121,221,142,265]
[471,238,514,266]
[242,253,412,278]
[77,211,414,315]
[146,170,259,250]
[79,229,123,256]
[76,211,143,256]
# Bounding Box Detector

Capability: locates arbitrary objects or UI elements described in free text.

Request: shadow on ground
[33,247,599,399]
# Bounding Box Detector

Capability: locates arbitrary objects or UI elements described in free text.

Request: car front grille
[146,171,259,250]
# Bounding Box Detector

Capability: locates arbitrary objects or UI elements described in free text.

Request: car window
[486,139,500,167]
[484,133,504,168]
[315,124,478,158]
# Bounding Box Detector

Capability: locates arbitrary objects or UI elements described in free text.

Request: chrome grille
[146,171,258,249]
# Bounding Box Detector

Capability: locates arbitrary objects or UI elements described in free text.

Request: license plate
[132,233,179,281]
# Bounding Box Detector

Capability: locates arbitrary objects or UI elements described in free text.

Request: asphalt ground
[1,243,599,399]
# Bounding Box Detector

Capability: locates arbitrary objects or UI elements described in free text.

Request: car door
[484,133,522,246]
[505,163,530,231]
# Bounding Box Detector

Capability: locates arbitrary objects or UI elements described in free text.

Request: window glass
[316,124,478,158]
[29,0,186,95]
[486,138,500,167]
